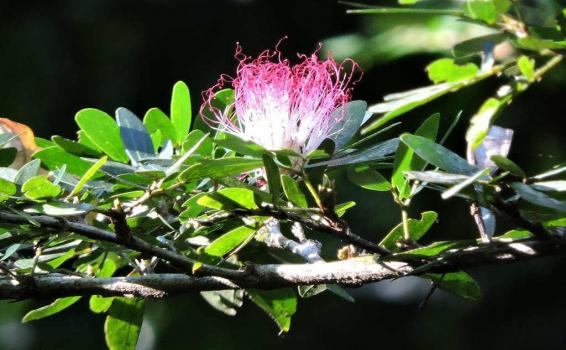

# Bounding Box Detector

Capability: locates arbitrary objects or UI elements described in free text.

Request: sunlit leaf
[170,81,192,144]
[179,158,263,182]
[247,288,297,333]
[424,272,481,301]
[281,174,308,208]
[22,297,81,322]
[104,297,145,350]
[75,108,128,162]
[197,188,258,210]
[204,225,257,258]
[67,156,107,198]
[22,175,61,199]
[380,211,438,251]
[347,165,391,191]
[143,107,177,146]
[517,55,535,82]
[426,58,479,83]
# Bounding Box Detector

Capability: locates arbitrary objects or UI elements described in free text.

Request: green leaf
[347,165,391,191]
[297,284,327,298]
[90,255,121,314]
[263,154,281,202]
[179,193,207,220]
[405,170,471,185]
[511,182,566,213]
[14,159,41,185]
[424,272,481,301]
[400,134,476,175]
[75,108,129,162]
[452,33,508,58]
[496,229,531,239]
[200,290,244,316]
[214,132,266,157]
[392,113,439,198]
[196,88,234,133]
[204,225,257,258]
[335,201,356,217]
[327,100,368,150]
[517,56,536,82]
[247,288,297,333]
[52,136,101,157]
[22,176,61,200]
[149,130,162,152]
[179,157,263,182]
[36,203,96,216]
[182,130,213,156]
[0,177,16,197]
[197,188,258,210]
[67,156,107,198]
[426,58,479,84]
[34,147,103,177]
[90,296,114,314]
[143,107,177,146]
[466,98,507,150]
[116,107,155,163]
[441,168,491,199]
[77,130,101,151]
[22,297,81,322]
[170,81,192,144]
[363,83,456,133]
[466,0,498,24]
[164,132,210,177]
[531,181,566,192]
[310,138,399,168]
[0,148,17,167]
[104,297,145,350]
[281,174,308,208]
[394,240,471,258]
[490,155,526,178]
[380,211,438,251]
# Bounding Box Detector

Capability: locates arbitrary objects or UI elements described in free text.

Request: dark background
[0,1,565,349]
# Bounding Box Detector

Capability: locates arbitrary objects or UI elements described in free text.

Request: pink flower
[202,43,360,155]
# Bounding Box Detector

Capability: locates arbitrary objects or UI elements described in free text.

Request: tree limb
[2,234,566,300]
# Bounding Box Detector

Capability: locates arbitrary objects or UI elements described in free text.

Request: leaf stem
[302,172,322,208]
[401,207,410,241]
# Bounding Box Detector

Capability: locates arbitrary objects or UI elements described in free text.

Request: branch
[3,234,566,299]
[0,211,246,281]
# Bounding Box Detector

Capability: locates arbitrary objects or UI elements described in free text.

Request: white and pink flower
[201,43,360,155]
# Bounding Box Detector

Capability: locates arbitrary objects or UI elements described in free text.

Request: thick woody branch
[2,234,566,300]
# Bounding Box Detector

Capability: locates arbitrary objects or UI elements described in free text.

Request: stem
[302,172,322,208]
[533,55,563,81]
[346,7,465,17]
[401,207,410,241]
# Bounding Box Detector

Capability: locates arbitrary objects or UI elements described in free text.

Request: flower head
[201,42,360,155]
